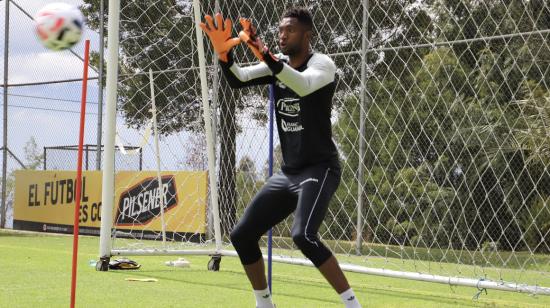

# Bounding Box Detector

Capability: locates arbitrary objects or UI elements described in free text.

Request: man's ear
[304,30,313,44]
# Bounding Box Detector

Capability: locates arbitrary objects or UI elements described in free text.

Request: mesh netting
[88,0,550,291]
[43,145,142,170]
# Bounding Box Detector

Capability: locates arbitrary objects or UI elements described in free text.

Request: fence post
[98,0,121,269]
[1,0,11,228]
[356,0,369,255]
[85,144,89,170]
[139,148,143,171]
[96,0,105,171]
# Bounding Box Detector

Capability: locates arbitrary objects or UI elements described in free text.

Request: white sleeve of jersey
[229,62,272,82]
[275,53,336,97]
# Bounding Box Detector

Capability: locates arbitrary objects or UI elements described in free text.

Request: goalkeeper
[200,8,361,308]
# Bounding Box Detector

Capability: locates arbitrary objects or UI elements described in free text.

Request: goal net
[92,0,550,294]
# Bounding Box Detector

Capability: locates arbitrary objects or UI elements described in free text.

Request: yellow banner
[14,170,103,228]
[114,171,208,234]
[14,170,208,236]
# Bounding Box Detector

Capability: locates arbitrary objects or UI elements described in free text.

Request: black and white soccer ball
[35,3,84,51]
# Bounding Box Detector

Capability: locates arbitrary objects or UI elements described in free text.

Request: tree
[434,0,550,251]
[2,137,44,228]
[333,0,550,255]
[235,155,263,223]
[330,0,436,243]
[238,155,256,180]
[80,0,243,236]
[23,137,43,170]
[4,137,43,193]
[262,144,283,179]
[81,0,209,135]
[182,133,207,170]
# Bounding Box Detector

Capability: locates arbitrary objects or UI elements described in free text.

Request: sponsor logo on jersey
[277,97,300,117]
[281,119,304,132]
[115,175,178,225]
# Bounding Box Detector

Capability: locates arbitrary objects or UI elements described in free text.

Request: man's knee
[292,230,317,250]
[231,224,263,248]
[230,225,247,246]
[292,230,332,267]
[230,225,263,265]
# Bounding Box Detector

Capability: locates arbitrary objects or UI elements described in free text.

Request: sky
[1,0,101,168]
[1,0,101,83]
[0,0,276,227]
[0,0,274,177]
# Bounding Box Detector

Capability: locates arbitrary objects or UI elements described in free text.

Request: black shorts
[230,164,341,267]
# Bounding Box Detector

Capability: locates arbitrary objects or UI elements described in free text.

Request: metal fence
[43,144,143,171]
[0,0,105,228]
[2,0,550,294]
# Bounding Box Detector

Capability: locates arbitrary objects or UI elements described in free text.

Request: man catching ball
[200,8,361,308]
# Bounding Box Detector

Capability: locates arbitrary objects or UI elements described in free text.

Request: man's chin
[280,47,295,56]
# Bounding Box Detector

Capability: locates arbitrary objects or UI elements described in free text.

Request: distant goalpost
[97,0,224,271]
[96,0,550,296]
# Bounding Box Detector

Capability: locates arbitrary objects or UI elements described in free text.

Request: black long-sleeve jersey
[220,52,340,174]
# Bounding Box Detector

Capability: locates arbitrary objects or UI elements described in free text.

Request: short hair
[282,7,313,31]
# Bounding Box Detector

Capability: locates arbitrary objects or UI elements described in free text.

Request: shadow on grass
[106,269,340,305]
[274,274,489,307]
[0,229,71,238]
[103,268,493,307]
[269,236,550,271]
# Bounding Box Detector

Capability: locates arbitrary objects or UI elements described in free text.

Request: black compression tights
[230,165,341,267]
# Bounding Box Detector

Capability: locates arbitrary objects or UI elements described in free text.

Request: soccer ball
[35,3,84,51]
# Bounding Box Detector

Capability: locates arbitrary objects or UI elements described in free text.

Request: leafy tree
[1,137,44,227]
[238,155,257,181]
[80,0,243,234]
[334,0,550,255]
[435,0,550,251]
[182,133,207,170]
[262,144,283,179]
[235,155,263,220]
[23,137,43,170]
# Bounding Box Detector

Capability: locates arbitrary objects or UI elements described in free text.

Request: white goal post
[98,0,224,270]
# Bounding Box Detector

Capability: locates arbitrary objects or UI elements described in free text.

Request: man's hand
[238,18,266,61]
[199,13,241,62]
[239,18,282,73]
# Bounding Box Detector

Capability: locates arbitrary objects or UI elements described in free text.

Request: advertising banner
[13,170,207,240]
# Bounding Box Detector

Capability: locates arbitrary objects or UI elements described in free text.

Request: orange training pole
[70,39,90,308]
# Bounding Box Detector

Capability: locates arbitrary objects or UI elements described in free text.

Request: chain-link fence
[44,144,143,170]
[101,0,550,292]
[3,0,550,295]
[0,0,105,228]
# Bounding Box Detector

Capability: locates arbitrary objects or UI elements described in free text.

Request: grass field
[2,230,550,307]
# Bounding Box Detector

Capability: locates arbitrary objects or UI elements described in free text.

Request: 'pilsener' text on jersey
[220,52,339,173]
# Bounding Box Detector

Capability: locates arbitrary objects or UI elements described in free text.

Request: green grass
[1,230,550,307]
[269,236,550,271]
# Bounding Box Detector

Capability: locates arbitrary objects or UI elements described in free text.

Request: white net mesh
[83,0,217,250]
[91,0,550,292]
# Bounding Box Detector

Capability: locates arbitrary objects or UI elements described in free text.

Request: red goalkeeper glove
[199,13,241,62]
